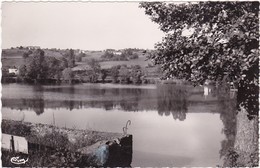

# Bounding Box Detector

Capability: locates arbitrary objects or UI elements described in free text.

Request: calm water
[2,83,236,167]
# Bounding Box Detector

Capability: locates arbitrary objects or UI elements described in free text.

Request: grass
[2,57,24,68]
[2,120,124,167]
[2,48,27,57]
[83,51,104,60]
[2,120,31,136]
[1,119,123,167]
[2,146,84,167]
[223,107,259,167]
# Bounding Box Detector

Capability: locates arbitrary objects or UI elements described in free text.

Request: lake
[2,83,236,167]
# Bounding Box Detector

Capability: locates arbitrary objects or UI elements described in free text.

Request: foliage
[2,68,9,77]
[2,120,31,136]
[23,50,32,59]
[100,69,107,83]
[25,49,49,81]
[75,53,86,62]
[64,49,75,68]
[18,49,64,82]
[45,56,63,79]
[110,65,121,83]
[121,48,139,60]
[62,68,74,84]
[130,65,143,84]
[22,52,28,59]
[110,64,146,84]
[122,48,133,56]
[224,148,239,167]
[101,50,115,60]
[128,53,139,60]
[86,59,101,83]
[118,65,130,84]
[117,53,128,61]
[140,1,259,117]
[18,65,27,78]
[61,57,69,69]
[101,48,139,61]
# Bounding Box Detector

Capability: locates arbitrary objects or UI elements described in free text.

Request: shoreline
[223,108,259,167]
[1,119,133,167]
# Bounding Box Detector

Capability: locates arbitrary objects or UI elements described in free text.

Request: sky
[2,2,165,50]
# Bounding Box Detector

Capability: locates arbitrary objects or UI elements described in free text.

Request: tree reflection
[103,101,114,110]
[215,82,237,161]
[32,85,45,115]
[157,84,188,121]
[3,84,188,114]
[68,86,75,111]
[118,89,142,111]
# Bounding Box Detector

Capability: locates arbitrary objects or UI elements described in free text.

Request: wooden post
[10,136,15,152]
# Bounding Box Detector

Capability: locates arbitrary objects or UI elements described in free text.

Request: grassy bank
[1,119,124,166]
[223,107,259,167]
[2,119,122,150]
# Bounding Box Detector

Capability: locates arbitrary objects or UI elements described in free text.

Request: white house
[8,68,19,75]
[27,46,40,50]
[113,51,122,55]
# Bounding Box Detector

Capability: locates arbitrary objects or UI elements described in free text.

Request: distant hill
[2,48,28,58]
[2,48,66,68]
[2,48,155,73]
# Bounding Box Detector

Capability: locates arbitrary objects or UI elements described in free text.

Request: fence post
[10,136,15,152]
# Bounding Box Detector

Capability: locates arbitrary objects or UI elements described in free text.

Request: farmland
[2,47,160,84]
[2,48,151,68]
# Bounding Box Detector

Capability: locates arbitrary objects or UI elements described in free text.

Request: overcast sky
[2,2,165,50]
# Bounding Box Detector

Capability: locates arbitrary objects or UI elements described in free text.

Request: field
[2,48,28,57]
[100,56,151,69]
[2,57,24,68]
[82,51,104,61]
[2,48,154,70]
[2,48,62,69]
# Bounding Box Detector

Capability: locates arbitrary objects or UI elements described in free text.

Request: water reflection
[2,83,237,166]
[30,85,44,115]
[157,84,188,121]
[68,86,75,111]
[2,84,194,119]
[215,83,237,161]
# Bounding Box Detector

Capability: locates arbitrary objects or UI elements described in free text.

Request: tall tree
[140,1,259,118]
[130,65,143,84]
[101,50,115,60]
[19,50,64,82]
[75,52,85,62]
[22,50,32,59]
[86,59,101,83]
[45,56,63,80]
[62,68,74,84]
[100,69,107,83]
[64,49,75,68]
[110,65,121,83]
[118,65,130,84]
[26,49,48,82]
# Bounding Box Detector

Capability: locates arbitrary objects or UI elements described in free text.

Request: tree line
[101,48,139,61]
[16,49,148,84]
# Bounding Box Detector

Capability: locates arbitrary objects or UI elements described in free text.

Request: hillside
[2,48,153,70]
